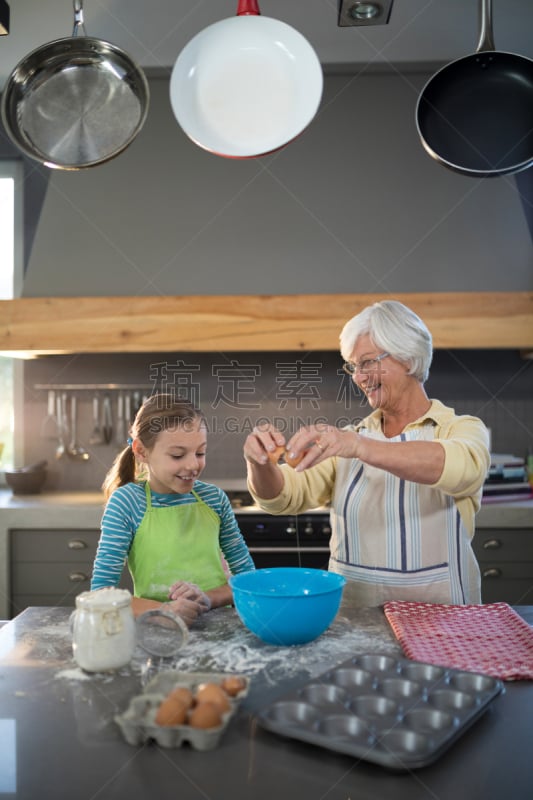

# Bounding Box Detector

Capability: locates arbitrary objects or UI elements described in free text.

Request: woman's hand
[243,422,286,466]
[286,425,360,471]
[244,423,287,499]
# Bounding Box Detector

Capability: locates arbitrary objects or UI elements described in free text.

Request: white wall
[22,72,533,297]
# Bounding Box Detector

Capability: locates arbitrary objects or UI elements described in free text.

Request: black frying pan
[416,0,533,177]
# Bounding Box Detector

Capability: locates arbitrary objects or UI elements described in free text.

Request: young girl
[91,394,255,625]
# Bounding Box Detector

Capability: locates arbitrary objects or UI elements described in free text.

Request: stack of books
[482,454,533,503]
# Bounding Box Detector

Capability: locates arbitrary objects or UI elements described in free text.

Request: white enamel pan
[169,0,323,159]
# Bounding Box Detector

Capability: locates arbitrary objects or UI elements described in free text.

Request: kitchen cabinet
[2,492,532,617]
[473,528,533,605]
[9,528,132,616]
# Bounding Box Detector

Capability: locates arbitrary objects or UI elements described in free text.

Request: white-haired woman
[243,300,490,606]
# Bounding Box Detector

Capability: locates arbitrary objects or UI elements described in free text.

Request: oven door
[247,546,330,570]
[236,512,331,570]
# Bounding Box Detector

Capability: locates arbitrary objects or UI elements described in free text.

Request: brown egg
[195,682,231,713]
[188,701,223,729]
[267,444,286,465]
[220,675,247,697]
[284,450,305,468]
[168,686,194,710]
[154,695,188,726]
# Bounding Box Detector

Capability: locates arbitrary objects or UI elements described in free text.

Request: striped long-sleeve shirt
[91,480,255,591]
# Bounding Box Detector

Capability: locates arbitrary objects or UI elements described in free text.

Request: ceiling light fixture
[351,3,380,20]
[0,0,9,36]
[338,0,393,27]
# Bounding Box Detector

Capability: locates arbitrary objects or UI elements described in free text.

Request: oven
[229,491,331,570]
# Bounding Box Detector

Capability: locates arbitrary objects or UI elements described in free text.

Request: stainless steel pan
[1,0,149,170]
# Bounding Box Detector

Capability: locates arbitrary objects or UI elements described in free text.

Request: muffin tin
[115,670,249,751]
[257,653,504,770]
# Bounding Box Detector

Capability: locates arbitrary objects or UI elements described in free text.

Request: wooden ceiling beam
[0,292,532,354]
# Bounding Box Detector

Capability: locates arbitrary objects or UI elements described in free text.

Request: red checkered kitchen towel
[383,601,533,681]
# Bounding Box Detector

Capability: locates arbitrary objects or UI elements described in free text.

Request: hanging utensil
[1,0,149,170]
[169,0,323,159]
[115,392,126,446]
[55,393,67,460]
[102,394,113,445]
[67,396,90,461]
[40,390,58,439]
[124,393,132,427]
[88,395,105,445]
[132,391,142,418]
[416,0,533,177]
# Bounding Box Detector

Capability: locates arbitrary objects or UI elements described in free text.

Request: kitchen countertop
[0,490,531,619]
[1,489,532,524]
[0,602,531,800]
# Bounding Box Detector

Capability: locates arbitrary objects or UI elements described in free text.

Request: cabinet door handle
[482,568,502,579]
[68,539,88,550]
[69,572,89,583]
[482,539,502,550]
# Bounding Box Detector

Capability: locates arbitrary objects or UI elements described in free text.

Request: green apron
[128,482,227,602]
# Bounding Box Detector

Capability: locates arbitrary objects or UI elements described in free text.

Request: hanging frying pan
[169,0,323,159]
[416,0,533,177]
[1,0,149,170]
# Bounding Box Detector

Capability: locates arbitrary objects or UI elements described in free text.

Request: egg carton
[115,670,250,751]
[256,653,504,770]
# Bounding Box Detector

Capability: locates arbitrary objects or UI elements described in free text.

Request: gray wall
[21,72,532,297]
[11,70,533,490]
[22,349,533,491]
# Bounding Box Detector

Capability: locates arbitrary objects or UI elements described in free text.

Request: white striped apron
[328,424,481,606]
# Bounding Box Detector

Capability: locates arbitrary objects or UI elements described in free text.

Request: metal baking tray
[256,653,504,770]
[115,670,250,751]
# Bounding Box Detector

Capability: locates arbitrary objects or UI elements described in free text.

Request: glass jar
[70,588,135,672]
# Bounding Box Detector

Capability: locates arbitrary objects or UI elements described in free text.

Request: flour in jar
[71,588,136,672]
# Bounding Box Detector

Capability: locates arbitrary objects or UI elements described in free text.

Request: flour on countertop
[55,668,91,681]
[155,611,399,684]
[37,606,400,687]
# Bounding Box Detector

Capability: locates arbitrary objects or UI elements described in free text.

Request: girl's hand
[165,596,205,626]
[131,595,204,627]
[243,423,286,466]
[167,581,211,612]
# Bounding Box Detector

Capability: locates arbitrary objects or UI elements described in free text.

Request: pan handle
[476,0,495,52]
[72,0,88,38]
[237,0,260,16]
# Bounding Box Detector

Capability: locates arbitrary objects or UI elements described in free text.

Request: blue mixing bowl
[229,567,346,646]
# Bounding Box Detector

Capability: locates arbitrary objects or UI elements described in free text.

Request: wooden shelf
[0,292,532,354]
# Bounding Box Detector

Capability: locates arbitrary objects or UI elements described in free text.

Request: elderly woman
[243,300,490,606]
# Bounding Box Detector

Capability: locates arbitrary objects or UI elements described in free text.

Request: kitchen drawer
[473,529,533,562]
[11,595,82,614]
[9,528,133,616]
[11,561,95,595]
[10,565,133,616]
[480,577,533,605]
[11,529,100,562]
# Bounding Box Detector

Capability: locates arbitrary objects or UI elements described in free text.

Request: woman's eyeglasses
[342,352,390,375]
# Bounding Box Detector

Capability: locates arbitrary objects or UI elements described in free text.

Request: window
[0,160,24,473]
